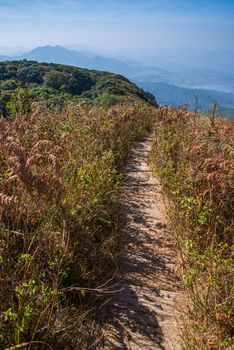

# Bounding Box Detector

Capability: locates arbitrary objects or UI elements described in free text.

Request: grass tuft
[0,102,156,349]
[150,106,234,350]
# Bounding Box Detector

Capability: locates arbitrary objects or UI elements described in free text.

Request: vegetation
[0,60,157,117]
[1,59,233,349]
[0,101,156,349]
[150,106,234,349]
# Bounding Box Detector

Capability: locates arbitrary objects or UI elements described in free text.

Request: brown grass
[0,102,156,349]
[150,107,234,350]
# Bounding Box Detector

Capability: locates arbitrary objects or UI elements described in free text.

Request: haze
[0,0,234,59]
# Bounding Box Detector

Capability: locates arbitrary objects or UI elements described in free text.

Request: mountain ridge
[139,81,234,118]
[2,45,233,94]
[1,45,234,118]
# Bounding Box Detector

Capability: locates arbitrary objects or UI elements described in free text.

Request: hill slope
[0,60,157,116]
[139,82,234,118]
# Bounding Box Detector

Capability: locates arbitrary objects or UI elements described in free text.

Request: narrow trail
[101,137,183,350]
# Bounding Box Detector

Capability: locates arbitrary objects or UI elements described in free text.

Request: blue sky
[0,0,234,56]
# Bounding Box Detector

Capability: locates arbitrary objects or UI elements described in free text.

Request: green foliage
[6,85,32,117]
[16,65,43,84]
[67,70,93,94]
[44,70,70,90]
[44,69,93,96]
[0,80,17,91]
[0,60,157,117]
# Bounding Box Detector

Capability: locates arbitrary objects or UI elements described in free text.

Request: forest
[0,60,156,117]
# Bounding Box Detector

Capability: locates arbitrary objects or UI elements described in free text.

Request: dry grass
[0,102,156,349]
[150,106,234,350]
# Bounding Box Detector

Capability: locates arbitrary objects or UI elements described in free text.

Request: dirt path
[101,137,183,350]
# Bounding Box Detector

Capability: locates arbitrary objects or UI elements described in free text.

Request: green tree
[44,70,69,90]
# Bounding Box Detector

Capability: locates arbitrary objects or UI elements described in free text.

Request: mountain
[20,45,91,66]
[139,82,234,118]
[0,55,9,62]
[19,45,139,76]
[21,46,181,81]
[17,46,234,94]
[15,46,191,86]
[16,46,192,87]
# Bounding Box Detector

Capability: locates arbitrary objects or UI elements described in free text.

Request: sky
[0,0,234,57]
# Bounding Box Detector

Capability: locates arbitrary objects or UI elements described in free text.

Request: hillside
[0,60,157,116]
[139,81,234,118]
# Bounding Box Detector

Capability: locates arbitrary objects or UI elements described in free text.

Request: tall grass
[0,102,156,349]
[150,107,234,349]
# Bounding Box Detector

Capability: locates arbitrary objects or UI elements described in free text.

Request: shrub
[17,66,43,84]
[44,70,70,90]
[0,79,17,91]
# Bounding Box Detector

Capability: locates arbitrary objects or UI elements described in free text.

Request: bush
[17,66,43,84]
[69,71,93,94]
[44,70,70,90]
[0,64,6,80]
[0,79,17,91]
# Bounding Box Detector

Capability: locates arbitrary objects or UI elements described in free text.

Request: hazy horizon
[0,0,234,59]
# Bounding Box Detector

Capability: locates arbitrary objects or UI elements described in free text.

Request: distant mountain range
[1,45,234,117]
[1,45,233,92]
[138,82,234,119]
[0,55,9,61]
[143,47,234,74]
[17,45,174,80]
